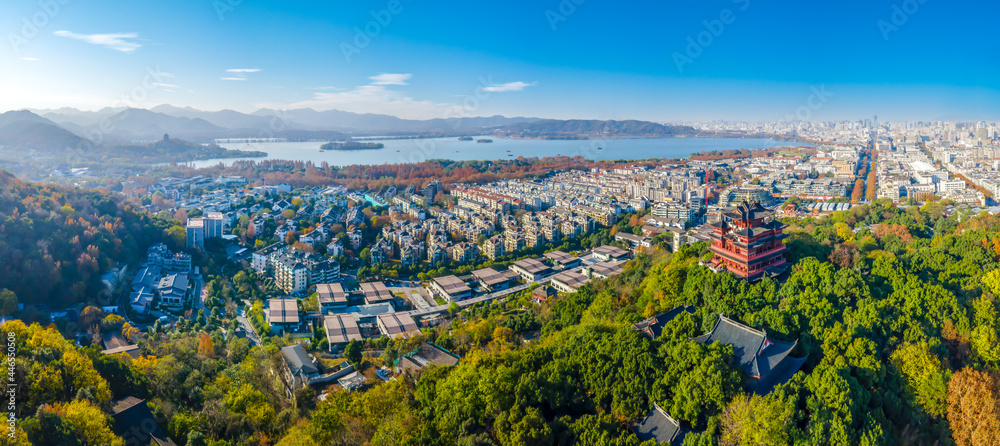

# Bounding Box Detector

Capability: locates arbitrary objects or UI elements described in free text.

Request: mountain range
[0,110,87,152]
[0,106,701,156]
[22,105,544,143]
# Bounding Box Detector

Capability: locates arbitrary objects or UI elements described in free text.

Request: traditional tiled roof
[692,315,768,375]
[281,344,319,377]
[723,201,772,221]
[750,338,798,379]
[692,315,807,395]
[749,354,808,395]
[111,397,177,446]
[633,403,685,445]
[633,306,696,340]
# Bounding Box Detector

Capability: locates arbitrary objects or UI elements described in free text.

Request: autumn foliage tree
[121,323,140,343]
[197,332,215,357]
[0,170,173,307]
[866,168,877,201]
[871,223,913,243]
[150,156,668,192]
[947,367,1000,446]
[850,179,865,204]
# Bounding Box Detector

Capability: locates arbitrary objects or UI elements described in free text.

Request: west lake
[189,136,812,168]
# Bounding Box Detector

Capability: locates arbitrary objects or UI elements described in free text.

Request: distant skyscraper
[977,127,990,141]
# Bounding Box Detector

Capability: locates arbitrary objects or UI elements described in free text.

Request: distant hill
[112,135,267,163]
[151,104,279,130]
[1,109,700,157]
[92,108,226,142]
[29,105,540,138]
[250,107,540,133]
[37,106,127,129]
[0,110,87,152]
[0,110,59,128]
[496,119,701,138]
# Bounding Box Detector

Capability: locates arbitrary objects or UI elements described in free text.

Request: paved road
[116,280,131,321]
[236,312,261,346]
[192,275,210,325]
[194,276,205,310]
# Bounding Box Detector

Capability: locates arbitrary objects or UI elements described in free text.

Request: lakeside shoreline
[188,136,813,168]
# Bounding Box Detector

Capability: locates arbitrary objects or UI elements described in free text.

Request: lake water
[189,136,811,168]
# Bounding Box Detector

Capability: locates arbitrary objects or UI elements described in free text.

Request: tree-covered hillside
[110,136,266,163]
[4,199,1000,446]
[0,170,175,307]
[496,119,700,139]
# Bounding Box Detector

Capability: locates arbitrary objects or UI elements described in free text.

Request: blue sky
[1,0,998,121]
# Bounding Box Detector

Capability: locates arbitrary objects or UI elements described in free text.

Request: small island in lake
[458,136,474,141]
[320,141,385,151]
[476,138,493,143]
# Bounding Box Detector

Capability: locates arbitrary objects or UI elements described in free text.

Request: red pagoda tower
[708,201,788,281]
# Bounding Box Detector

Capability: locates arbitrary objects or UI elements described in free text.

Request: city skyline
[2,0,999,122]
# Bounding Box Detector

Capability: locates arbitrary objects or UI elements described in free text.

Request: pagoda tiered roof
[707,200,789,282]
[722,201,773,221]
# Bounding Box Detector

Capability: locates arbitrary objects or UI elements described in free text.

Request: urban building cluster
[699,119,996,205]
[129,243,195,316]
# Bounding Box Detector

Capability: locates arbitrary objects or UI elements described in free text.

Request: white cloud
[368,73,412,86]
[221,69,260,82]
[20,57,40,61]
[264,75,450,119]
[277,85,448,119]
[482,81,537,92]
[151,83,180,88]
[53,31,141,53]
[262,73,528,119]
